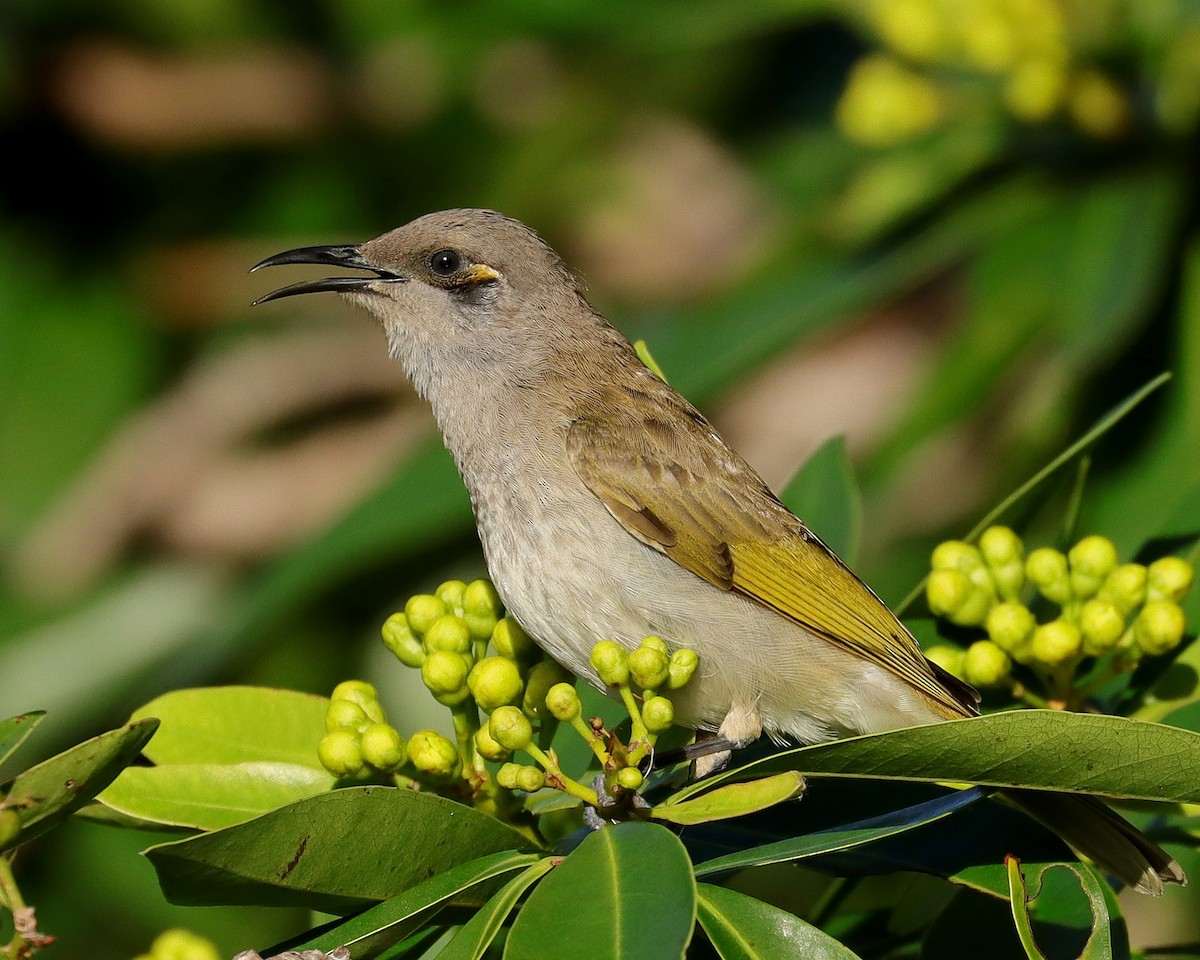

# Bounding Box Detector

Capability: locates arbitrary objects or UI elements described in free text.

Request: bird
[253,207,1184,894]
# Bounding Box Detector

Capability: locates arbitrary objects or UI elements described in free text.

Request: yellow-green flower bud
[0,808,21,849]
[545,682,582,721]
[405,594,447,636]
[360,723,407,771]
[515,765,546,792]
[468,656,524,712]
[381,612,426,668]
[435,579,467,614]
[1133,601,1186,656]
[492,616,537,660]
[979,526,1025,600]
[926,570,991,626]
[985,602,1036,660]
[463,579,504,641]
[1078,598,1126,656]
[474,724,511,763]
[1026,548,1072,605]
[667,648,699,689]
[421,650,472,706]
[1098,564,1147,615]
[591,640,630,686]
[932,540,985,573]
[925,644,965,679]
[330,680,385,723]
[616,767,644,791]
[1147,557,1194,603]
[640,635,670,656]
[522,660,574,719]
[1030,620,1082,667]
[407,729,460,779]
[642,695,675,733]
[489,706,534,751]
[149,930,220,960]
[963,640,1011,687]
[497,762,521,790]
[628,645,670,690]
[318,729,365,778]
[325,698,370,733]
[1068,535,1119,600]
[424,614,472,654]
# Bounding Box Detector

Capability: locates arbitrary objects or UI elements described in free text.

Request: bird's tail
[1005,788,1185,895]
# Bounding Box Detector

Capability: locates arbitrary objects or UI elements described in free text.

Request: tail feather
[1005,789,1186,895]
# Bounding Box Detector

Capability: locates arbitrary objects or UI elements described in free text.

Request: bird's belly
[478,494,942,745]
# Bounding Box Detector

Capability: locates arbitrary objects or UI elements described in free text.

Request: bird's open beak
[250,244,407,304]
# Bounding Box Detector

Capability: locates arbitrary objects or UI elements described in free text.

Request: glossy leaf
[780,435,862,564]
[652,772,805,825]
[145,786,533,912]
[0,711,44,772]
[696,882,861,960]
[0,718,158,852]
[97,761,335,830]
[435,857,555,960]
[506,822,696,960]
[130,685,330,767]
[1007,860,1124,960]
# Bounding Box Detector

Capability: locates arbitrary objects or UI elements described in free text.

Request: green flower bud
[1133,601,1186,656]
[628,645,670,690]
[1078,598,1126,656]
[424,614,472,654]
[545,682,582,721]
[616,766,644,791]
[407,729,460,779]
[489,705,534,751]
[381,612,426,668]
[979,526,1025,600]
[1068,535,1119,599]
[925,644,965,679]
[150,929,221,960]
[1147,557,1194,603]
[468,656,525,712]
[932,540,985,573]
[515,765,546,792]
[492,616,537,660]
[1030,620,1082,666]
[642,695,675,733]
[318,729,365,778]
[1098,564,1147,615]
[667,648,699,689]
[421,650,472,706]
[496,762,521,790]
[474,724,512,763]
[963,640,1010,687]
[591,640,630,686]
[325,698,370,733]
[640,635,670,656]
[1026,548,1072,605]
[926,570,992,626]
[463,579,504,640]
[330,680,385,723]
[435,579,467,614]
[985,602,1036,659]
[0,808,21,849]
[405,594,448,636]
[523,660,574,719]
[360,723,407,771]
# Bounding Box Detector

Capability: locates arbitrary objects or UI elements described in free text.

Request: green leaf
[1007,860,1124,960]
[97,761,335,830]
[652,772,805,825]
[145,786,534,913]
[1134,636,1200,723]
[285,851,543,958]
[0,718,158,852]
[710,711,1200,803]
[506,822,696,960]
[779,436,863,564]
[0,711,45,772]
[695,883,862,960]
[130,685,330,767]
[435,858,555,960]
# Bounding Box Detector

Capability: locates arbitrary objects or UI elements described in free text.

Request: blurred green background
[2,0,1199,955]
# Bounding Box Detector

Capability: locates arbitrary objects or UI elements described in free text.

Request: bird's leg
[649,701,761,777]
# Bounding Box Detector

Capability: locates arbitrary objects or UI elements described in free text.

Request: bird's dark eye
[430,249,463,277]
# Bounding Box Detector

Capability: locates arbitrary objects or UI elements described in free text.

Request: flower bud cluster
[132,929,220,960]
[926,527,1193,707]
[318,680,409,779]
